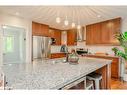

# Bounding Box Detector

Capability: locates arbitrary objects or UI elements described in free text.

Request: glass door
[2,25,26,64]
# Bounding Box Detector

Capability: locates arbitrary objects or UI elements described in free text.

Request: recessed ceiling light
[97,15,101,18]
[15,12,19,16]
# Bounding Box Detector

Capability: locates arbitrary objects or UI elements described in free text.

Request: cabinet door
[49,29,54,38]
[111,58,119,78]
[91,23,101,44]
[86,25,93,45]
[41,24,49,37]
[50,53,66,59]
[86,24,101,45]
[109,18,121,44]
[101,21,111,44]
[67,29,77,46]
[32,22,41,36]
[32,22,49,36]
[50,29,61,45]
[101,18,121,45]
[54,30,61,45]
[86,18,121,45]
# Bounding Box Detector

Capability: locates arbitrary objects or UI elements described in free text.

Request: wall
[51,17,127,55]
[0,13,32,65]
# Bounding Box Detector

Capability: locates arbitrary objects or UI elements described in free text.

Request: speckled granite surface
[1,57,112,89]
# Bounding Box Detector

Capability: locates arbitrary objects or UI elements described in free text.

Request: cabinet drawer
[51,53,66,59]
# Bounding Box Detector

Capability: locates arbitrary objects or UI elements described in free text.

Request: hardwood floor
[111,78,127,89]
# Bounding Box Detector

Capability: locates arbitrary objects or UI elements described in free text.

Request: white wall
[0,13,32,65]
[51,17,127,55]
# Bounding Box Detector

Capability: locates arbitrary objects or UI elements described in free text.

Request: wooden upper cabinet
[86,25,93,45]
[32,22,41,36]
[109,18,121,44]
[86,23,101,45]
[101,21,111,44]
[41,24,49,37]
[54,29,61,45]
[32,21,49,36]
[86,17,121,45]
[49,28,61,45]
[67,29,77,46]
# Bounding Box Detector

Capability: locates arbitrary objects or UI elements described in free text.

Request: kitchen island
[1,57,112,89]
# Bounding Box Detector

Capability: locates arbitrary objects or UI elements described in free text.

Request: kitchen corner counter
[84,54,119,58]
[1,57,112,89]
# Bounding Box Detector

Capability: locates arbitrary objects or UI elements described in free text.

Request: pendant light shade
[77,25,81,29]
[64,20,69,26]
[72,22,75,28]
[56,17,61,23]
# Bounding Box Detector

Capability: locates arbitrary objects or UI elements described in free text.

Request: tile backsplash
[51,41,122,55]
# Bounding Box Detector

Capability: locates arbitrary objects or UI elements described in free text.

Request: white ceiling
[0,6,127,30]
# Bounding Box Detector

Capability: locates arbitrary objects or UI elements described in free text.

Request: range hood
[77,27,85,41]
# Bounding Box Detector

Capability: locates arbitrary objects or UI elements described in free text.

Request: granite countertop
[1,57,112,89]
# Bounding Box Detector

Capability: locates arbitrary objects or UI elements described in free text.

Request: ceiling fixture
[64,16,69,26]
[72,22,76,28]
[56,17,61,23]
[64,20,69,26]
[15,12,19,16]
[77,25,81,29]
[71,10,76,28]
[97,15,101,18]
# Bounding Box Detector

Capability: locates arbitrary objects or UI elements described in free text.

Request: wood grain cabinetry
[50,53,66,59]
[86,18,121,45]
[86,23,101,44]
[85,55,120,78]
[32,22,62,45]
[32,21,49,36]
[67,29,77,46]
[49,28,61,45]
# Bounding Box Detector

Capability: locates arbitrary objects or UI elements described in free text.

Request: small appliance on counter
[76,48,88,55]
[51,38,56,45]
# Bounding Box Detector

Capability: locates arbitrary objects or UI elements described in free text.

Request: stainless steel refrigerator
[32,36,51,60]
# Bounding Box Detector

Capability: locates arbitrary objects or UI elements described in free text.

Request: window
[4,36,14,53]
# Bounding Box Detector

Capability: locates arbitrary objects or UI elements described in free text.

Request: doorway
[2,25,26,64]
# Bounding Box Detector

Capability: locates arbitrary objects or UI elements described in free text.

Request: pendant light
[72,22,76,28]
[77,15,81,29]
[71,9,75,28]
[56,17,61,23]
[64,16,69,26]
[56,12,61,23]
[77,24,81,29]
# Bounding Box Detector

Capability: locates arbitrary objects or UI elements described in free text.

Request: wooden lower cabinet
[85,55,120,79]
[50,53,66,59]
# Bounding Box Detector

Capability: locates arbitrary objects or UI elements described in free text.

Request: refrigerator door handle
[41,38,44,57]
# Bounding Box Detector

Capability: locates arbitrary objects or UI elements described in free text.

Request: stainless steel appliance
[76,48,88,55]
[32,36,51,60]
